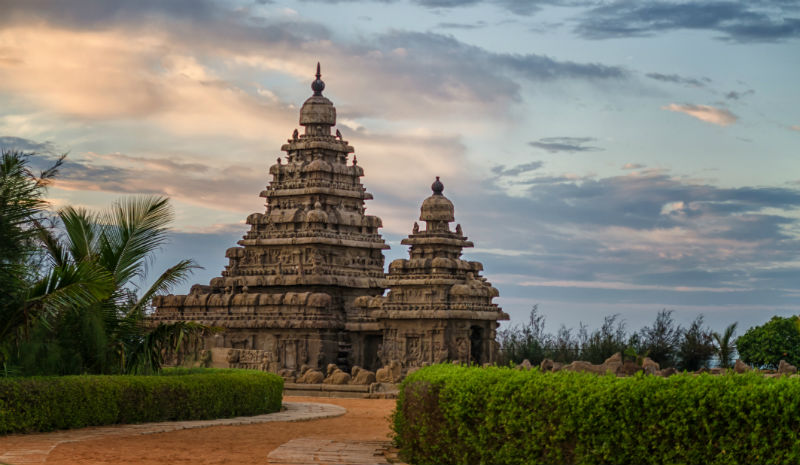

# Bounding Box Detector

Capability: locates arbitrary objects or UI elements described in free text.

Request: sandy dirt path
[6,397,396,465]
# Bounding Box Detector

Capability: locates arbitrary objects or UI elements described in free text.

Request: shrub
[394,364,800,465]
[0,369,283,434]
[736,315,800,369]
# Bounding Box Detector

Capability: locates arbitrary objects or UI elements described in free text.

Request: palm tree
[28,196,204,375]
[0,151,110,372]
[713,322,738,369]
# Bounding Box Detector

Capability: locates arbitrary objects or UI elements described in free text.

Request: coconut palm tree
[0,151,111,373]
[25,195,204,375]
[713,322,738,369]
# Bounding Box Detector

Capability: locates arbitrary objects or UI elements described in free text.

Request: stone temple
[150,64,508,376]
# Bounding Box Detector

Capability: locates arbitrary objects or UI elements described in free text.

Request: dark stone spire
[312,62,325,96]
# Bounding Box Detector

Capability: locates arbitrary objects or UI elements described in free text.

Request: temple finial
[312,62,325,96]
[431,176,444,195]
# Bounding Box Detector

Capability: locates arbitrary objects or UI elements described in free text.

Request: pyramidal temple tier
[150,65,507,378]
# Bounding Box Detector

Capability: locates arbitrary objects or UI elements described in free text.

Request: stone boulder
[778,360,797,375]
[601,352,624,374]
[562,360,605,374]
[618,361,642,376]
[658,367,678,377]
[540,359,554,372]
[350,366,377,385]
[641,357,660,375]
[516,359,533,371]
[376,360,403,383]
[734,359,751,373]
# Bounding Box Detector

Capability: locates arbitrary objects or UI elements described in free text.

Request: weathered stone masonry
[150,65,508,376]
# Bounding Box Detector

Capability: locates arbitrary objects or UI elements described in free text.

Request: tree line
[499,305,799,371]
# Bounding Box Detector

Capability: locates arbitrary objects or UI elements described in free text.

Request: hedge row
[0,369,283,434]
[394,364,800,465]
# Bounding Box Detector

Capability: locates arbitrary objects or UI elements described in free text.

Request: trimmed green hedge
[394,364,800,465]
[0,369,283,434]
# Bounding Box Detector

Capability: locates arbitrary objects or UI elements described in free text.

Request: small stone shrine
[150,64,508,377]
[355,177,508,367]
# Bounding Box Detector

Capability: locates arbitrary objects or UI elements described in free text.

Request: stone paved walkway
[267,438,392,465]
[0,402,346,464]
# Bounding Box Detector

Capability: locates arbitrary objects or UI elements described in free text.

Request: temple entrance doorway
[363,334,383,371]
[470,326,483,364]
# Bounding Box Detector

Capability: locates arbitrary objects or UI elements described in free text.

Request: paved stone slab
[268,438,392,465]
[0,402,345,464]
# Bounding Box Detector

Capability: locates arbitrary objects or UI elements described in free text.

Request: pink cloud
[662,103,738,126]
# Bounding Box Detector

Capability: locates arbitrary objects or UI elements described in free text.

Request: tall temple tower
[151,64,388,371]
[152,64,507,375]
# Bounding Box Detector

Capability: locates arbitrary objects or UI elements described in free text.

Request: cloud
[436,21,488,30]
[725,89,755,100]
[299,0,548,16]
[36,151,266,214]
[529,137,603,153]
[456,168,800,322]
[492,161,545,177]
[622,163,645,170]
[0,135,57,154]
[662,104,738,126]
[646,72,710,87]
[575,1,800,42]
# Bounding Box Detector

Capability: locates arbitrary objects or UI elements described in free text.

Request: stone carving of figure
[412,222,419,234]
[292,129,299,140]
[455,224,463,236]
[456,338,469,361]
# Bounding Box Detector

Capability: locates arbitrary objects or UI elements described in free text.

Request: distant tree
[736,316,800,369]
[549,324,579,363]
[677,315,715,371]
[636,309,682,368]
[579,314,628,364]
[498,305,547,365]
[713,322,738,368]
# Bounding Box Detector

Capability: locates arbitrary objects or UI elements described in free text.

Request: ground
[1,397,396,465]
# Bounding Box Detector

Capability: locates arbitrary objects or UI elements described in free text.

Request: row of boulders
[517,353,799,377]
[279,360,405,385]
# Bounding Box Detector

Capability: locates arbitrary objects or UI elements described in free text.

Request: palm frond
[125,321,208,375]
[58,206,99,263]
[98,196,173,287]
[36,225,69,268]
[127,259,201,319]
[26,261,115,323]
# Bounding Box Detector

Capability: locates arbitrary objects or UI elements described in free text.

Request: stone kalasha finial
[312,62,325,96]
[431,176,444,195]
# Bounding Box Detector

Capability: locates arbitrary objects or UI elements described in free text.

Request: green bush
[394,364,800,465]
[736,315,800,369]
[0,369,283,434]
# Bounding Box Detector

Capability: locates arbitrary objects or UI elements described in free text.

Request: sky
[1,0,799,335]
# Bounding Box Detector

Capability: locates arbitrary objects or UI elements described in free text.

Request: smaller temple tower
[357,177,508,368]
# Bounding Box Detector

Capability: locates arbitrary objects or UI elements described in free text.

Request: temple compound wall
[150,65,508,378]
